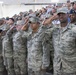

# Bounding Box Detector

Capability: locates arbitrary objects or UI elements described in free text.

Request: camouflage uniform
[2,24,10,65]
[27,27,51,75]
[52,23,76,75]
[40,25,54,73]
[2,26,16,75]
[0,24,10,31]
[13,30,28,75]
[0,24,10,75]
[0,36,5,75]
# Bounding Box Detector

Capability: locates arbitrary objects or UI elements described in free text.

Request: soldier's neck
[32,27,39,33]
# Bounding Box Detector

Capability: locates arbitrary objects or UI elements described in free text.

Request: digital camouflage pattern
[52,23,76,75]
[2,30,15,75]
[0,36,4,75]
[13,30,28,75]
[27,27,51,75]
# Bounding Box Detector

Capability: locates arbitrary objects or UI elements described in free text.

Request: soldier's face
[69,14,76,23]
[58,13,68,23]
[8,19,13,25]
[73,3,76,10]
[30,23,39,30]
[41,8,46,13]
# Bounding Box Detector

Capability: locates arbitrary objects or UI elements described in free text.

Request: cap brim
[57,11,67,15]
[29,21,33,23]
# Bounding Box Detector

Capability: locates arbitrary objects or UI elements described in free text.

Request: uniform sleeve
[41,32,52,69]
[72,26,76,38]
[6,29,12,38]
[6,27,17,37]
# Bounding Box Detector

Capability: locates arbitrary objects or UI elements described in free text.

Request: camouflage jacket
[13,30,29,58]
[52,23,76,73]
[27,27,51,71]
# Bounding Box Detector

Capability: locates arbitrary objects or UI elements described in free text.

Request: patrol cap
[35,11,40,16]
[69,9,76,14]
[29,9,33,13]
[6,17,9,20]
[57,7,69,15]
[29,17,40,24]
[9,18,14,22]
[16,20,25,25]
[29,13,36,17]
[17,16,22,20]
[56,3,63,7]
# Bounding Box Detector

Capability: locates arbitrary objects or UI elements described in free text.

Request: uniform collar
[60,23,70,33]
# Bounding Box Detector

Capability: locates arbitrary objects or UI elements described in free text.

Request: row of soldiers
[0,1,76,75]
[0,14,54,75]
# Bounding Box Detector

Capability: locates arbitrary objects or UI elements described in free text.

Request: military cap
[29,17,40,23]
[29,9,33,12]
[56,3,63,7]
[69,9,76,14]
[16,20,25,25]
[17,16,22,20]
[6,17,9,20]
[35,11,40,16]
[9,18,14,22]
[29,13,36,17]
[57,7,69,15]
